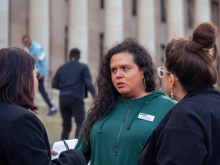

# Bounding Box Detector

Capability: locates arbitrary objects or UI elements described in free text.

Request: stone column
[68,0,88,64]
[9,0,28,47]
[104,0,123,47]
[0,0,9,48]
[167,0,184,42]
[123,0,132,39]
[137,0,155,57]
[154,0,162,67]
[194,0,211,26]
[28,0,50,61]
[50,0,65,71]
[88,0,100,83]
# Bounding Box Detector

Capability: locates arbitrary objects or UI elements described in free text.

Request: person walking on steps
[52,48,96,140]
[22,35,57,116]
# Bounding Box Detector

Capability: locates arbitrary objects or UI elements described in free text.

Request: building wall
[49,0,65,72]
[88,0,100,85]
[0,0,9,48]
[5,0,220,86]
[9,0,28,48]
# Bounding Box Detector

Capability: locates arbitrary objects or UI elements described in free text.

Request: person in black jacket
[138,22,220,165]
[0,47,86,165]
[52,48,95,140]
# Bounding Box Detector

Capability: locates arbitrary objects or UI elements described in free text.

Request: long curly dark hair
[79,38,160,148]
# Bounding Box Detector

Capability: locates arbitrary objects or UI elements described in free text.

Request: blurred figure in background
[22,35,57,116]
[52,48,95,140]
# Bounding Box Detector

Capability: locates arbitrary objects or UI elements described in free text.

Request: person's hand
[51,149,58,155]
[37,75,43,80]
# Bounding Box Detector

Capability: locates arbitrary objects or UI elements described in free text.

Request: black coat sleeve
[54,149,87,165]
[3,113,86,165]
[75,139,92,164]
[82,66,96,96]
[52,69,61,89]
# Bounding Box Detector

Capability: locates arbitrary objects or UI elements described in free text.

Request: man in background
[52,48,95,139]
[22,35,57,116]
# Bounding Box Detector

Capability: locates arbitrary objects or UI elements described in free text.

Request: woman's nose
[116,70,123,78]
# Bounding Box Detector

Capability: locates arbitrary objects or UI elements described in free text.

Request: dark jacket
[52,60,95,101]
[138,85,220,165]
[0,101,86,165]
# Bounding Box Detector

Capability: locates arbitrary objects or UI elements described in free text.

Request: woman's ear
[170,74,175,88]
[141,67,145,79]
[170,74,178,88]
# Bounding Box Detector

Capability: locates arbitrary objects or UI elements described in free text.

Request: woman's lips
[117,83,125,88]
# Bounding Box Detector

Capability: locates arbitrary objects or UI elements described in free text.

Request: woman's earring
[170,88,174,102]
[143,78,146,87]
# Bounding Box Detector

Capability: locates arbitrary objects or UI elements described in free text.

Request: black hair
[22,35,30,40]
[70,48,80,60]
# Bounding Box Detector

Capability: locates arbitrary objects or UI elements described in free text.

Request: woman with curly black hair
[76,38,176,165]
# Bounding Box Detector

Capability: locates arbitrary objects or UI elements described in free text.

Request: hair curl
[79,38,160,148]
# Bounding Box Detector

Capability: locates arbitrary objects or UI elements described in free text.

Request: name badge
[138,113,155,122]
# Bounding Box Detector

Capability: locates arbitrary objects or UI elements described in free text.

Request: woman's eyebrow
[110,64,131,69]
[120,64,131,67]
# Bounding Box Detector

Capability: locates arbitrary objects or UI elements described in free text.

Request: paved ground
[34,89,92,147]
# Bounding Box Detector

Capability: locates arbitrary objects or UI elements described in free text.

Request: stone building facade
[0,0,220,85]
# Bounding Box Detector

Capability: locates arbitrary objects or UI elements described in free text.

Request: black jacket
[138,85,220,165]
[0,101,86,165]
[52,60,95,101]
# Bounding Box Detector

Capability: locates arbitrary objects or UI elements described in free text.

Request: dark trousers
[38,77,53,108]
[60,96,85,140]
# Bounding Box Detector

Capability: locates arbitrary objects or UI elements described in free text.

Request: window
[100,0,104,9]
[217,57,220,74]
[64,0,69,62]
[161,0,166,22]
[212,1,219,27]
[132,0,136,16]
[187,0,193,28]
[161,45,165,65]
[216,56,220,87]
[100,33,104,57]
[64,26,68,62]
[211,1,220,79]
